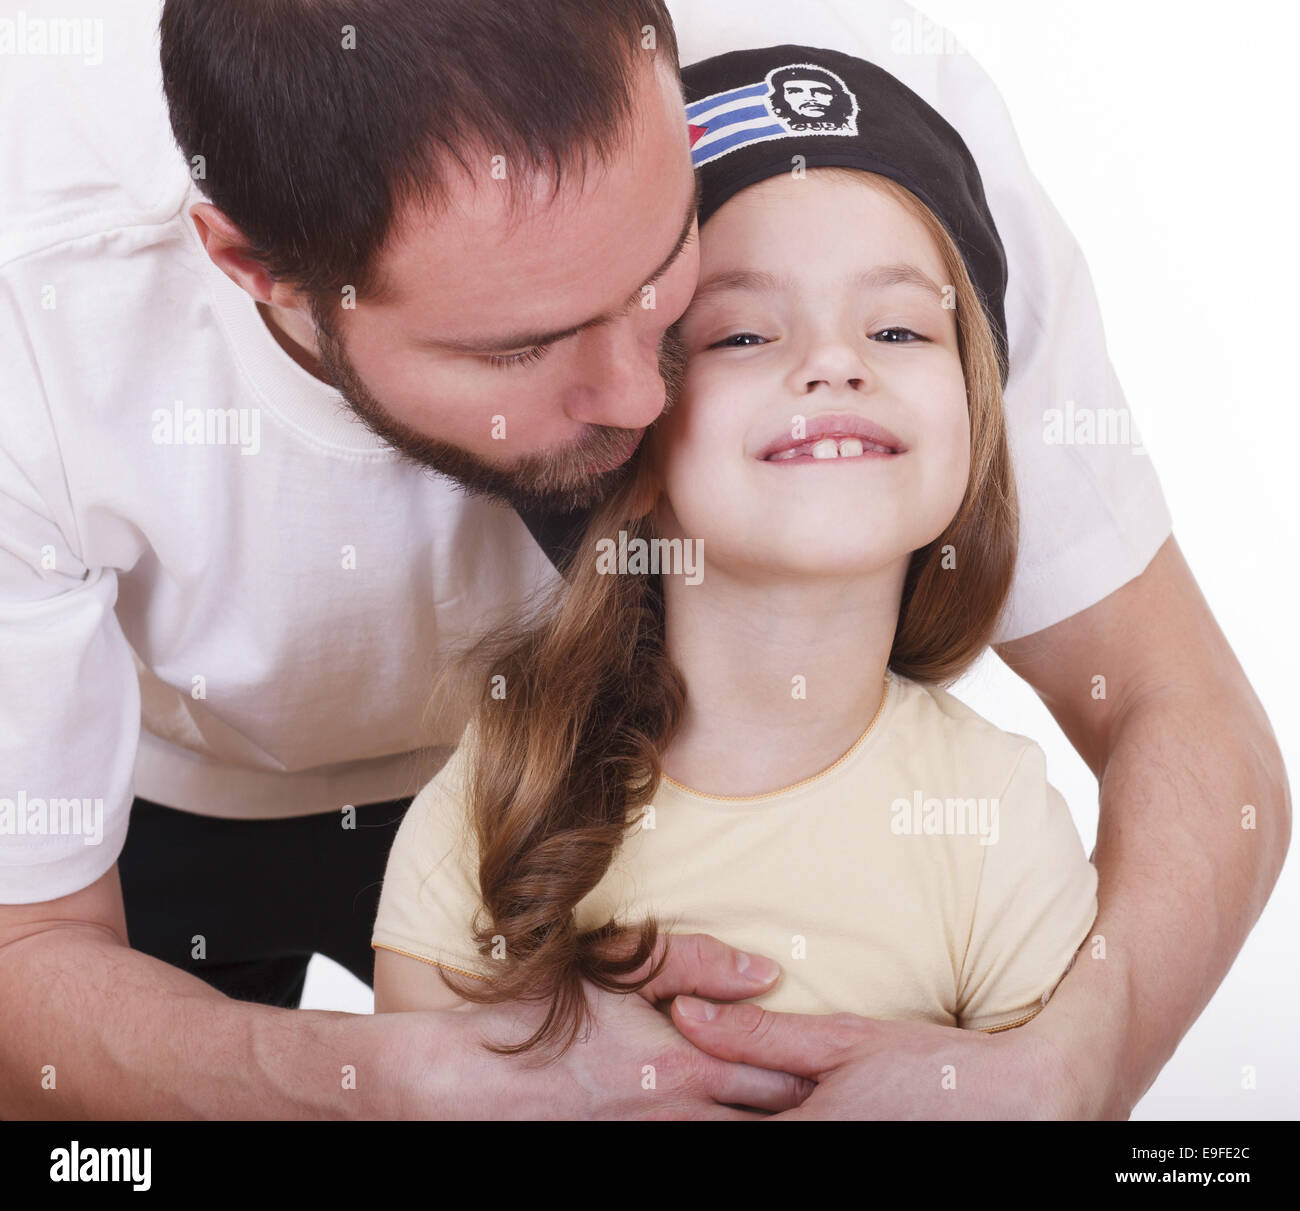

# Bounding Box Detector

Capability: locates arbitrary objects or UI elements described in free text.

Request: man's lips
[758,412,908,463]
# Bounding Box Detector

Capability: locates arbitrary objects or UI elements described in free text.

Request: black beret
[682,45,1009,382]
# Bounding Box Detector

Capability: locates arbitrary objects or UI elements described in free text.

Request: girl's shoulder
[884,671,1045,778]
[398,726,483,859]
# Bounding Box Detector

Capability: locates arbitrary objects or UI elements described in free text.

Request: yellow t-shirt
[372,671,1098,1032]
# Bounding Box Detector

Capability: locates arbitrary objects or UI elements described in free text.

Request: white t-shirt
[0,0,1171,903]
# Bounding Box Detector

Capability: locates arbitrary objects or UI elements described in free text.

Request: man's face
[311,54,700,513]
[783,79,835,118]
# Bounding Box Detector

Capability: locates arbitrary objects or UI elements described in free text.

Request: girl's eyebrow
[857,263,944,298]
[691,268,784,303]
[692,262,943,304]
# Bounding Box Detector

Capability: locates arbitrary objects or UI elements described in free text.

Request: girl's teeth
[768,436,896,460]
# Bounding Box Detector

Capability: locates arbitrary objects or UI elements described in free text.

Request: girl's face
[651,171,971,581]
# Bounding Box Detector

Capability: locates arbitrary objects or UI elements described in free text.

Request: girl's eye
[871,327,927,343]
[709,332,769,349]
[488,344,549,369]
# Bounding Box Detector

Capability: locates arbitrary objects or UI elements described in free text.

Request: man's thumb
[671,996,848,1080]
[632,933,782,1004]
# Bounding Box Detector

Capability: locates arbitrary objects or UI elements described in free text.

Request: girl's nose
[793,334,874,395]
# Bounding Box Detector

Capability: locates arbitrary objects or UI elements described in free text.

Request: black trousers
[117,795,413,1009]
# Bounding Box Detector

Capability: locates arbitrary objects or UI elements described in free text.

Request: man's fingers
[631,932,781,1005]
[688,1104,770,1121]
[700,1057,816,1113]
[671,997,860,1081]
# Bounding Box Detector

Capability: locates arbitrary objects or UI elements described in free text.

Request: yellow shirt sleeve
[956,741,1098,1032]
[370,740,495,980]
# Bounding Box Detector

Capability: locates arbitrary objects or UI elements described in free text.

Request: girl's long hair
[434,169,1018,1058]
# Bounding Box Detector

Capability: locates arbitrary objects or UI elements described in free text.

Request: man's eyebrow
[427,174,702,355]
[691,262,945,305]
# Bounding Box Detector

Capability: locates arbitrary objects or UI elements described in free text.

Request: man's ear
[188,203,276,300]
[189,204,305,314]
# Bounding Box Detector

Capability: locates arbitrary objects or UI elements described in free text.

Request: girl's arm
[954,742,1098,1033]
[373,947,473,1013]
[370,754,494,1013]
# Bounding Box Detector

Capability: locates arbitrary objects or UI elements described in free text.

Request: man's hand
[1,868,808,1120]
[386,933,816,1120]
[668,998,1081,1120]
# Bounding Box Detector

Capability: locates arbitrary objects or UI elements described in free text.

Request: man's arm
[991,532,1290,1116]
[0,865,389,1119]
[0,865,806,1119]
[670,534,1290,1118]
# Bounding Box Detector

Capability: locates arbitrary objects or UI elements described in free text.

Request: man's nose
[563,318,667,431]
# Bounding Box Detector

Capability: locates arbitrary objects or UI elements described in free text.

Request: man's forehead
[371,150,698,350]
[420,176,698,354]
[384,164,689,274]
[374,149,573,285]
[371,55,693,313]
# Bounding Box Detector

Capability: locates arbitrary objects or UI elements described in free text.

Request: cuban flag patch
[687,62,860,168]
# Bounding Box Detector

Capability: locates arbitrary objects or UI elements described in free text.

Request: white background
[305,0,1299,1121]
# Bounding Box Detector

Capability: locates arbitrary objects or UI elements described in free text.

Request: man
[0,0,1288,1120]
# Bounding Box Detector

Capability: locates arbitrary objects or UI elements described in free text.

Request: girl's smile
[758,410,909,462]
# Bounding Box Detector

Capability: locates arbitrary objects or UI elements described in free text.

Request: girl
[371,45,1097,1061]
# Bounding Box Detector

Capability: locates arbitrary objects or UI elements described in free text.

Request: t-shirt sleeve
[670,0,1173,642]
[370,741,495,979]
[0,278,140,904]
[892,3,1174,642]
[956,741,1098,1032]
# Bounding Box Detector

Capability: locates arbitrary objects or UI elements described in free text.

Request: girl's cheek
[669,366,727,447]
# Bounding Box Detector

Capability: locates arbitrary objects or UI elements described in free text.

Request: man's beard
[308,295,687,514]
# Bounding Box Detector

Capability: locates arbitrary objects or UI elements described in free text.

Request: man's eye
[871,327,927,343]
[488,344,549,369]
[708,332,769,349]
